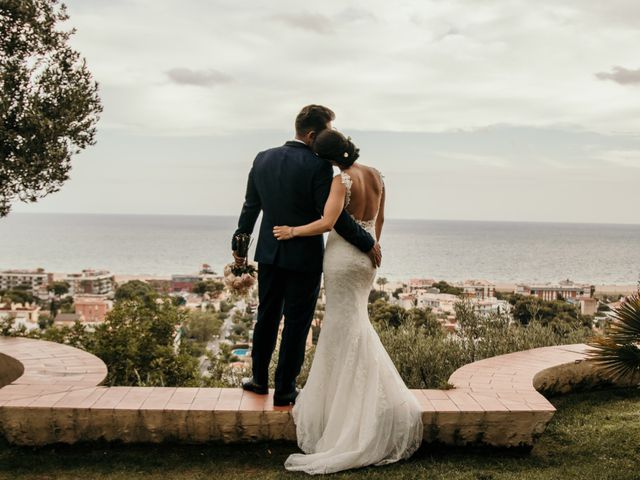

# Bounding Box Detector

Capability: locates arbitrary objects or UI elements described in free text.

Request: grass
[1,387,639,480]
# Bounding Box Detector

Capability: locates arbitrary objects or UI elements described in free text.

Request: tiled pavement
[0,337,606,447]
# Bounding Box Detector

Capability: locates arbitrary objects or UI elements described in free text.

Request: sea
[0,213,638,285]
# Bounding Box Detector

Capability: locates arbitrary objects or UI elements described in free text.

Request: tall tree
[192,280,225,298]
[0,0,102,216]
[114,280,158,306]
[47,280,69,297]
[376,276,388,292]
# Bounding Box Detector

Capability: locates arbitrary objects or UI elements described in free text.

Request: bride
[272,130,423,474]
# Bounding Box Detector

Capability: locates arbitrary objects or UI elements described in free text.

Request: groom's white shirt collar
[292,138,306,145]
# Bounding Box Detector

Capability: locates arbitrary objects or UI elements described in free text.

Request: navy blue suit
[232,140,374,394]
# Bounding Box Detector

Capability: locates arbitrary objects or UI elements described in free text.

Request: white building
[472,297,511,316]
[566,297,599,316]
[397,293,417,309]
[417,292,459,315]
[64,269,115,296]
[0,302,41,331]
[417,292,510,320]
[0,268,52,298]
[462,279,496,300]
[515,279,593,302]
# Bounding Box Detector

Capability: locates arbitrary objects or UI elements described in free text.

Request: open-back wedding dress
[284,169,423,475]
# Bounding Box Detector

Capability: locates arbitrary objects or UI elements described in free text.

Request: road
[198,299,246,376]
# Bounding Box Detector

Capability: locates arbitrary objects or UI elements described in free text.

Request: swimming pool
[232,348,250,357]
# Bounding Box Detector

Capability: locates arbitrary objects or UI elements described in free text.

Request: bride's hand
[273,225,296,240]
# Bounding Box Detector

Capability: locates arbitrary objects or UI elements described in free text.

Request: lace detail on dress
[352,216,376,230]
[339,171,352,209]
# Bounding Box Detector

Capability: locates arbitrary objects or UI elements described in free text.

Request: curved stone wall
[0,337,629,447]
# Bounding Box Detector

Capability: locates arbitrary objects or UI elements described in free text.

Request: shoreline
[494,283,637,295]
[8,211,640,227]
[49,273,638,296]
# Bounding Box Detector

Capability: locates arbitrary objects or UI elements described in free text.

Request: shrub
[90,299,199,387]
[374,299,593,389]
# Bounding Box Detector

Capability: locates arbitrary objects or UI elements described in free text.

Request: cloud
[166,68,233,87]
[64,0,640,135]
[271,13,333,34]
[409,14,462,42]
[595,66,640,85]
[597,149,640,168]
[337,7,376,23]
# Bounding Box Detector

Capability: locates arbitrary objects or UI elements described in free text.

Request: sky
[11,0,640,224]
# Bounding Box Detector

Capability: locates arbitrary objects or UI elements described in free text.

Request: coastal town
[1,265,635,376]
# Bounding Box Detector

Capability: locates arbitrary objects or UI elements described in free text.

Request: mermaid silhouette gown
[284,170,423,475]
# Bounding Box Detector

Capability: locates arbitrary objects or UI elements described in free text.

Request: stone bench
[0,337,620,447]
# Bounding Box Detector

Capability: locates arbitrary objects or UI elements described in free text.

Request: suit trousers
[251,262,321,395]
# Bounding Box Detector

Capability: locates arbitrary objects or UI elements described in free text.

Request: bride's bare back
[340,164,385,240]
[341,164,383,221]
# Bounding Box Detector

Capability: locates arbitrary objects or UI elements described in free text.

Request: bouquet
[224,233,257,297]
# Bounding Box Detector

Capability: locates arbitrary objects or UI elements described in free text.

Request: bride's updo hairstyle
[312,130,360,168]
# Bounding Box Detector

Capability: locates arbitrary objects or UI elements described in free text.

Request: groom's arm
[312,162,375,253]
[231,161,261,252]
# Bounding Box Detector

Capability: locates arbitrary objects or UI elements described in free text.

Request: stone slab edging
[0,337,617,447]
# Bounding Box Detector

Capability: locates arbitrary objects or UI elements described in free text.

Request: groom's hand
[367,243,382,268]
[232,251,246,266]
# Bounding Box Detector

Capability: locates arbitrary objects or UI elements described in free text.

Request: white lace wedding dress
[284,170,423,475]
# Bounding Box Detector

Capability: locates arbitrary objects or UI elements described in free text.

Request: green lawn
[1,387,639,480]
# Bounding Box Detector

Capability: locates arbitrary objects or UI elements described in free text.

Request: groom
[231,105,381,406]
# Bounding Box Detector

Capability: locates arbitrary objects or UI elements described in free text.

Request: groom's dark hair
[295,105,335,136]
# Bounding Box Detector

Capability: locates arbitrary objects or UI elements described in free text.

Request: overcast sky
[12,0,640,224]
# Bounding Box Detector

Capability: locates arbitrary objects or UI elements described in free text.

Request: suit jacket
[232,141,375,273]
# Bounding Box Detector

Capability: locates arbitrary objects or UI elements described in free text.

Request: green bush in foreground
[373,299,592,389]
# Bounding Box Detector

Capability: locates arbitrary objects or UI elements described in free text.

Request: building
[397,293,417,309]
[74,295,113,323]
[65,269,115,296]
[416,291,510,324]
[178,293,206,310]
[407,278,436,291]
[417,292,459,315]
[579,297,598,316]
[462,279,496,300]
[0,302,41,331]
[169,264,228,294]
[515,279,594,302]
[472,297,511,316]
[54,313,83,325]
[0,268,52,298]
[171,274,201,293]
[199,263,217,277]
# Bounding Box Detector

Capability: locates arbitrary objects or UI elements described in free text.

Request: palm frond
[606,294,640,344]
[587,294,640,383]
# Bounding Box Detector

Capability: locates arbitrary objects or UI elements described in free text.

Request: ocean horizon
[1,212,639,285]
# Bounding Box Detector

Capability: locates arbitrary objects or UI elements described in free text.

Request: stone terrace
[0,337,620,447]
